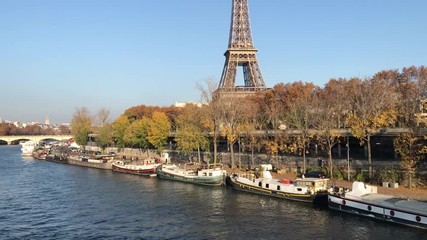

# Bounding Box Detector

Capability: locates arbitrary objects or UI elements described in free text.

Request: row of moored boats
[21,140,227,186]
[20,140,427,230]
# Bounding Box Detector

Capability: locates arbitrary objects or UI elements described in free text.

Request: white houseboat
[226,171,329,205]
[328,181,427,230]
[20,140,38,156]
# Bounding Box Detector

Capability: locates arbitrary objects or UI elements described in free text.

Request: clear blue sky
[1,0,426,124]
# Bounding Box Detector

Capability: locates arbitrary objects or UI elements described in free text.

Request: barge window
[258,182,262,187]
[296,181,313,187]
[266,184,269,189]
[277,186,280,190]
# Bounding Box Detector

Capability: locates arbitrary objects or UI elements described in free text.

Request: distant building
[13,122,23,128]
[45,117,50,125]
[174,101,207,108]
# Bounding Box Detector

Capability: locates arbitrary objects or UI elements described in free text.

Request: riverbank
[28,142,427,201]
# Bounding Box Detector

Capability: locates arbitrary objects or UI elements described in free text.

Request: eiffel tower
[216,0,267,98]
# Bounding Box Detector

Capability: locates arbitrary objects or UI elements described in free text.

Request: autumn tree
[174,104,210,163]
[71,107,92,147]
[400,66,427,127]
[112,115,130,148]
[240,93,266,167]
[279,82,318,174]
[214,95,262,169]
[250,88,287,168]
[372,66,427,128]
[346,78,398,179]
[0,123,10,135]
[58,125,71,134]
[124,105,159,121]
[162,106,182,132]
[197,78,222,164]
[258,87,282,130]
[218,96,248,169]
[95,108,111,127]
[313,79,358,179]
[394,132,426,188]
[232,97,260,168]
[123,117,150,149]
[96,123,113,150]
[207,99,224,165]
[310,91,337,179]
[147,111,171,153]
[92,108,112,150]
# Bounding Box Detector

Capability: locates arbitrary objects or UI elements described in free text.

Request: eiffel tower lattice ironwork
[217,0,267,96]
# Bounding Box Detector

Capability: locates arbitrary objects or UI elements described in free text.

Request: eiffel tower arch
[216,0,267,99]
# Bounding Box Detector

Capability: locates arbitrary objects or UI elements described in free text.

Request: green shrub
[354,171,367,182]
[376,167,399,184]
[333,168,344,180]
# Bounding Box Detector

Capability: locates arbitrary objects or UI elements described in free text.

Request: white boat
[112,159,161,176]
[20,141,38,156]
[226,171,329,204]
[156,163,227,186]
[328,181,427,230]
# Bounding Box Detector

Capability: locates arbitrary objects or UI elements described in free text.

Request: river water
[0,145,424,239]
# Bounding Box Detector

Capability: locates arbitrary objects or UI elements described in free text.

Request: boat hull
[156,168,225,186]
[68,158,112,170]
[328,194,427,230]
[112,164,157,176]
[226,176,328,205]
[32,151,47,160]
[45,155,68,164]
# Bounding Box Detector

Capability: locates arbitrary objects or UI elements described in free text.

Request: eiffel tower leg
[249,61,265,88]
[219,60,238,89]
[243,64,253,87]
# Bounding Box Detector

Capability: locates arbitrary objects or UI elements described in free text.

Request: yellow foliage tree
[147,111,171,153]
[123,117,150,149]
[393,133,425,188]
[112,114,130,148]
[71,107,92,147]
[175,105,209,163]
[347,110,397,179]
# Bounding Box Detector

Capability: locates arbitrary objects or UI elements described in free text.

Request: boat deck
[347,192,427,215]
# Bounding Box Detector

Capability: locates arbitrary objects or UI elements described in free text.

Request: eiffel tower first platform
[215,0,268,99]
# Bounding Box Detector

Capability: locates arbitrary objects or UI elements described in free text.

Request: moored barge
[156,163,226,186]
[112,159,160,176]
[328,181,427,230]
[68,154,114,170]
[226,171,329,205]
